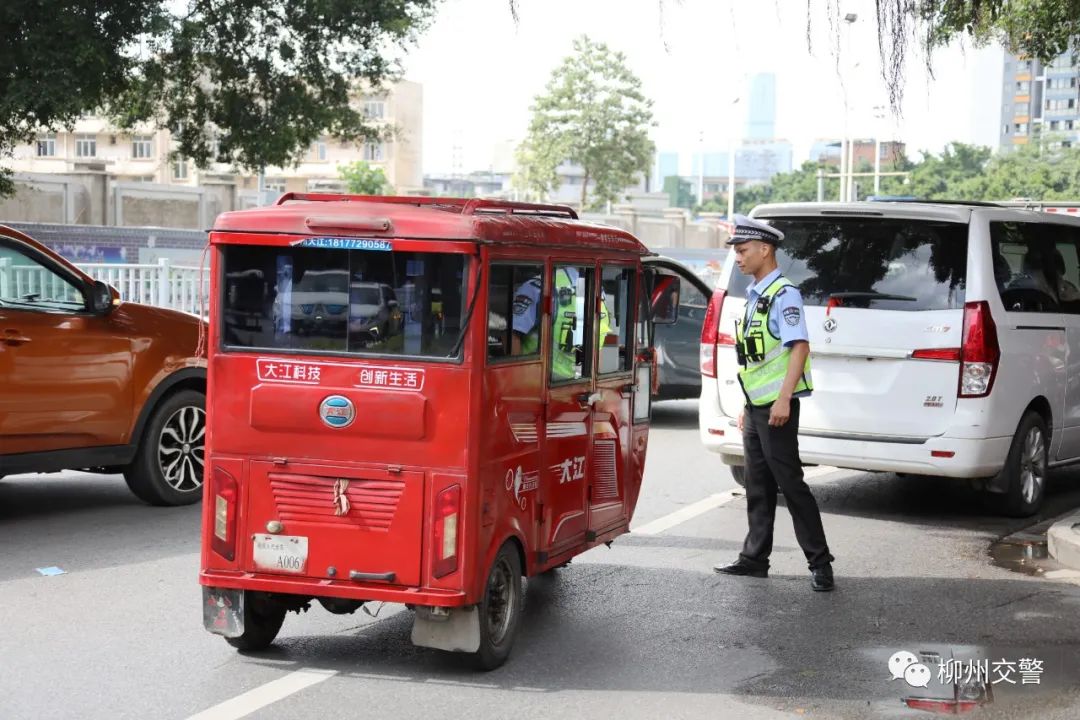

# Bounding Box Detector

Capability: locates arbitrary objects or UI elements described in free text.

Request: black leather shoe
[713,560,768,578]
[811,564,835,592]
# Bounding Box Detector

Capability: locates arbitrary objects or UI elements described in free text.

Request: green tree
[338,161,392,196]
[663,176,695,209]
[515,35,655,210]
[0,0,437,195]
[833,0,1080,113]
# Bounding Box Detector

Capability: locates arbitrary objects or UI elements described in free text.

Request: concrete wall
[2,222,206,264]
[581,207,731,250]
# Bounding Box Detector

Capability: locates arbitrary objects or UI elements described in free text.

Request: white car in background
[699,201,1080,516]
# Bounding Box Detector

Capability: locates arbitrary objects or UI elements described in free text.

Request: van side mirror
[88,280,117,315]
[651,276,680,325]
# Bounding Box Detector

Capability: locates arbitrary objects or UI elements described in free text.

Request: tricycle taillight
[432,484,461,578]
[211,466,239,561]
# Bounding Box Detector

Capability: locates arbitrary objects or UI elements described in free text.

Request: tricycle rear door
[245,460,425,586]
[589,264,638,533]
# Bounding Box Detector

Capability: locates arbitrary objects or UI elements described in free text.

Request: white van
[699,201,1080,516]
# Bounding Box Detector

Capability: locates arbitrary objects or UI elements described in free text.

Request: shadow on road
[231,562,1080,719]
[649,399,700,430]
[0,473,201,580]
[803,468,1080,539]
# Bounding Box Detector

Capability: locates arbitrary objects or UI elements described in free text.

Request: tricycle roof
[211,194,651,256]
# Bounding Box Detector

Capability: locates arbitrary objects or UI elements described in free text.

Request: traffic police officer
[512,267,609,380]
[713,215,835,592]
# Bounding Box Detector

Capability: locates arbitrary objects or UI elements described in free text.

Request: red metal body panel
[199,195,654,612]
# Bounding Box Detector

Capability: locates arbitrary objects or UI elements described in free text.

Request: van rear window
[221,245,468,359]
[727,217,968,311]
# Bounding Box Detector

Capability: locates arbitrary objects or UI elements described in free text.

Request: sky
[401,0,1004,176]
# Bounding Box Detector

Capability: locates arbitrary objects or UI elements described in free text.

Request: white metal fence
[0,258,211,317]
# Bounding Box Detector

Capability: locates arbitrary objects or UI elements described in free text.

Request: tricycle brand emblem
[319,395,355,428]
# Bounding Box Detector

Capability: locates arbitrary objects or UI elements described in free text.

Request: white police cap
[726,214,784,245]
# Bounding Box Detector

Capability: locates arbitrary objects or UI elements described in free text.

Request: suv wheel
[729,465,746,488]
[124,389,206,506]
[995,411,1048,518]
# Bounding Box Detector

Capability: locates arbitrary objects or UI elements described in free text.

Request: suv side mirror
[88,280,117,315]
[651,276,680,325]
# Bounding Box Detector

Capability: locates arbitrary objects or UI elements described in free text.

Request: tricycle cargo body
[198,195,669,666]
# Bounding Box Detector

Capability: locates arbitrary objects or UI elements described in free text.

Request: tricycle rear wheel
[471,542,523,670]
[226,592,287,651]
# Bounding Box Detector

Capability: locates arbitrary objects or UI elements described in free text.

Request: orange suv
[0,225,207,505]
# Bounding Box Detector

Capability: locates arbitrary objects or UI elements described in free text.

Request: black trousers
[739,399,834,570]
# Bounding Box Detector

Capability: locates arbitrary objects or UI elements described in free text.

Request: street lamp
[872,104,886,195]
[840,13,858,202]
[697,129,704,208]
[727,96,741,219]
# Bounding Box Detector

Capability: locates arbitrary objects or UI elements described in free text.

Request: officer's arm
[779,341,810,402]
[776,288,810,402]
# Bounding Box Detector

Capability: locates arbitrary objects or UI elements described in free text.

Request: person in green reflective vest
[713,215,835,592]
[511,267,609,380]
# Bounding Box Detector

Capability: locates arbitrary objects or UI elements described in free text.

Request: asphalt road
[4,399,1080,719]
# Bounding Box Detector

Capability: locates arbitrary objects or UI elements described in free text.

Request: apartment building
[9,81,424,194]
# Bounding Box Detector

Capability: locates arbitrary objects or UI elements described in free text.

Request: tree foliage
[663,176,695,209]
[515,35,655,210]
[0,0,437,195]
[856,0,1080,114]
[338,160,392,196]
[729,140,1080,215]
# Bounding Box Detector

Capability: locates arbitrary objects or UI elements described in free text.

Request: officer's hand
[737,411,745,433]
[769,397,791,427]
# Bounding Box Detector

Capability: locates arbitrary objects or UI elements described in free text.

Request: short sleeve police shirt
[772,286,809,347]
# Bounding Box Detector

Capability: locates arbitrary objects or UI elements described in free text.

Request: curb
[1047,511,1080,571]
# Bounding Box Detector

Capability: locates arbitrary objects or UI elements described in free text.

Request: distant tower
[745,73,777,141]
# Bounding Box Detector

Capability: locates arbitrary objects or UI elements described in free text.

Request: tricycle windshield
[221,244,469,360]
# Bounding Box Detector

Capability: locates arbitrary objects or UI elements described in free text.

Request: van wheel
[995,411,1048,518]
[730,465,746,488]
[124,389,206,506]
[472,542,524,671]
[226,593,287,651]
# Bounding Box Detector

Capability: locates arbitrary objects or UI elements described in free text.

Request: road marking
[632,490,743,535]
[185,668,338,720]
[630,466,842,537]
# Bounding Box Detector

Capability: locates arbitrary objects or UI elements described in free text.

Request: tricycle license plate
[252,534,308,574]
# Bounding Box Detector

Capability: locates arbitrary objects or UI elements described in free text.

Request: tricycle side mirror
[650,275,680,325]
[88,280,118,315]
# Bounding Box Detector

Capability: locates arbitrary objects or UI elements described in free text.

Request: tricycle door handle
[577,392,601,407]
[2,329,30,346]
[349,570,396,583]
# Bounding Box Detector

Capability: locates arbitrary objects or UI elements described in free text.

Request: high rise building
[745,73,777,141]
[1000,45,1080,149]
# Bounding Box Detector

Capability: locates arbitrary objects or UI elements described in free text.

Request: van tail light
[903,698,980,714]
[959,300,1000,398]
[911,348,961,362]
[432,485,461,579]
[700,290,735,378]
[211,466,239,562]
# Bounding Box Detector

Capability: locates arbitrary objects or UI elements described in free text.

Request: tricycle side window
[633,269,653,423]
[599,265,635,376]
[487,262,545,362]
[220,244,469,361]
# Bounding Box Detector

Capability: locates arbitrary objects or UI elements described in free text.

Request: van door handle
[577,392,601,407]
[2,329,30,346]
